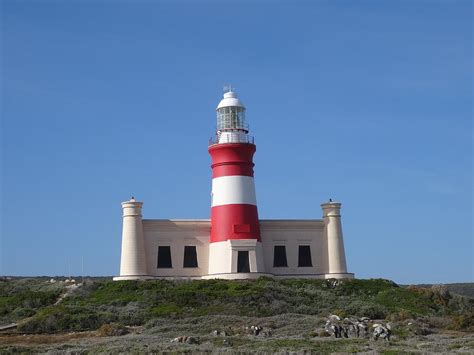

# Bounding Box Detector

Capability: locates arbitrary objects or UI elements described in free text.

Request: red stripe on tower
[210,204,260,242]
[208,88,261,244]
[209,143,255,178]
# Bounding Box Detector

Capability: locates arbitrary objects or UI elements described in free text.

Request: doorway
[237,250,250,273]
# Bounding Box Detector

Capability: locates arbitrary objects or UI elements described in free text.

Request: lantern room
[213,88,254,145]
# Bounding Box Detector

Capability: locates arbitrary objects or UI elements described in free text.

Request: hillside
[416,283,474,299]
[1,277,473,353]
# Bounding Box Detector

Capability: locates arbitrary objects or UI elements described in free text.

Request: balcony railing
[216,121,249,132]
[209,134,255,146]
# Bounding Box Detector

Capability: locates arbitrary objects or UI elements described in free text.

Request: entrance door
[237,250,250,273]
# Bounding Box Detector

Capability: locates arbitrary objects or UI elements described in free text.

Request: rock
[324,315,371,339]
[372,324,391,341]
[211,330,228,337]
[171,336,199,344]
[249,325,263,336]
[185,336,198,344]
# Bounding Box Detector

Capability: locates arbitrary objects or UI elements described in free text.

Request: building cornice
[143,219,211,231]
[259,219,324,229]
[142,219,324,230]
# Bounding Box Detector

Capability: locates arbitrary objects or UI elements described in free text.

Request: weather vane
[223,84,235,93]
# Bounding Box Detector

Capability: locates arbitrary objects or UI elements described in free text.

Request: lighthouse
[206,88,267,279]
[114,88,354,281]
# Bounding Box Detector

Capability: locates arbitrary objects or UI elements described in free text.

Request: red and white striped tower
[206,87,265,279]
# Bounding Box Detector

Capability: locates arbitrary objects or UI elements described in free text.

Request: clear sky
[1,0,472,284]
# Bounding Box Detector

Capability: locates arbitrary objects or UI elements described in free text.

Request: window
[217,106,246,130]
[298,245,312,267]
[273,246,288,267]
[183,246,198,268]
[157,246,172,268]
[237,251,250,272]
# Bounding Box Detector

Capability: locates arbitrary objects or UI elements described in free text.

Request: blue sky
[1,0,472,284]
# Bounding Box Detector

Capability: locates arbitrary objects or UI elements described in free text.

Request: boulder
[372,323,391,341]
[324,315,371,338]
[171,336,200,344]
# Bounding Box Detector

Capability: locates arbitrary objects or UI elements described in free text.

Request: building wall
[143,220,210,278]
[141,219,339,278]
[260,220,329,277]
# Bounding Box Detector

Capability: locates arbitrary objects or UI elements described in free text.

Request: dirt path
[0,331,99,345]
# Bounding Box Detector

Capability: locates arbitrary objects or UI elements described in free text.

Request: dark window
[237,251,250,272]
[183,246,198,268]
[273,246,288,267]
[157,246,172,268]
[298,245,312,267]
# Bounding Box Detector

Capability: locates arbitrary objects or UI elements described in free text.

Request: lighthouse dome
[216,91,245,110]
[212,87,251,144]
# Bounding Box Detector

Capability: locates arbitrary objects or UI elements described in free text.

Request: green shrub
[375,287,434,315]
[11,307,36,319]
[150,303,182,316]
[0,289,62,323]
[17,306,106,333]
[335,279,398,296]
[344,301,388,319]
[392,326,410,340]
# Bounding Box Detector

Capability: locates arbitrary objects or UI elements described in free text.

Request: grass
[0,278,63,323]
[0,277,471,334]
[375,287,435,315]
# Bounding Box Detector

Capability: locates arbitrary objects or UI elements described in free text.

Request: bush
[392,326,410,340]
[318,330,331,337]
[331,309,347,318]
[335,279,398,296]
[450,314,474,331]
[425,316,453,329]
[17,306,106,333]
[388,309,412,322]
[98,323,129,337]
[375,287,434,315]
[0,290,61,322]
[11,307,36,319]
[345,301,388,319]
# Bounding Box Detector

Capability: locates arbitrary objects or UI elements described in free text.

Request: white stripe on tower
[211,175,257,207]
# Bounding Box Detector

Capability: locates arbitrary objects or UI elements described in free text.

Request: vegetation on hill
[0,278,62,322]
[0,277,472,335]
[416,283,474,299]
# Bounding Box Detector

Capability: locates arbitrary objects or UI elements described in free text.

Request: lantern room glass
[216,106,248,132]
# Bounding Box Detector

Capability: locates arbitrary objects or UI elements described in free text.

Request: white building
[114,90,354,281]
